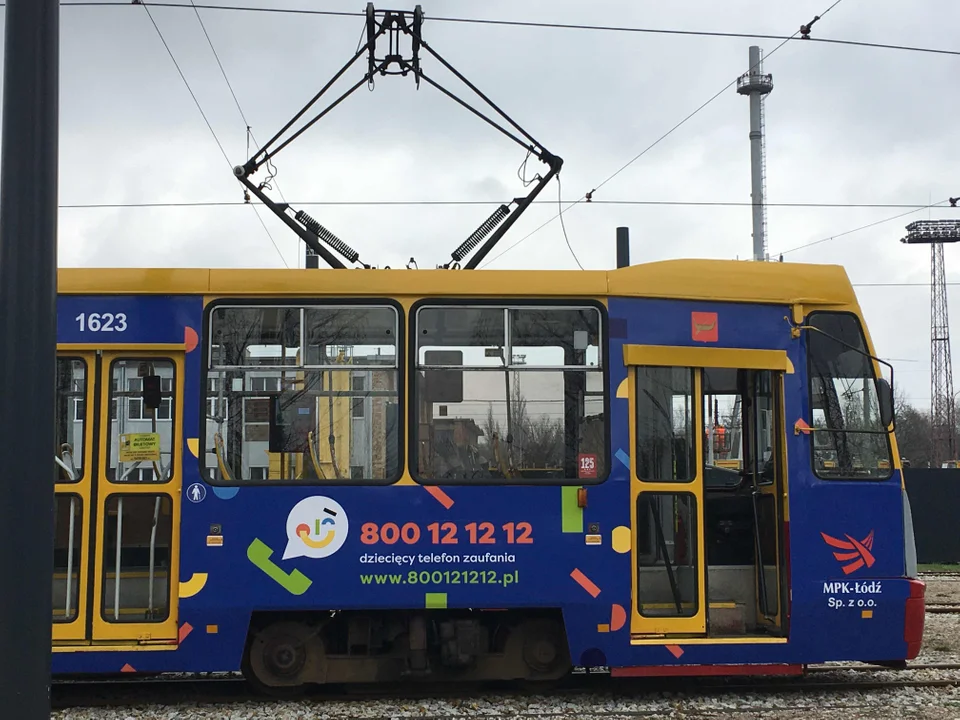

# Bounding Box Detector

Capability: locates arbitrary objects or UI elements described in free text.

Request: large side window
[807,312,893,480]
[205,304,401,484]
[414,304,606,484]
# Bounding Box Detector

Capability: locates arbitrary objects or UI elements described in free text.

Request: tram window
[52,494,82,623]
[413,304,606,484]
[807,312,893,480]
[106,359,176,484]
[701,367,742,488]
[100,494,172,624]
[205,304,402,485]
[636,492,698,618]
[208,306,301,367]
[635,366,696,482]
[701,368,777,488]
[55,358,86,483]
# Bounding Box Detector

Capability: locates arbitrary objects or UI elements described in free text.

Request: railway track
[51,664,960,711]
[927,604,960,614]
[807,662,960,672]
[920,572,960,579]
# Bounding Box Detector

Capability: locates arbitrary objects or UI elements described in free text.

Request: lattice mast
[736,46,773,262]
[931,242,955,465]
[902,220,960,466]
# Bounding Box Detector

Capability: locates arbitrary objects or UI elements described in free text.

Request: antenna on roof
[232,3,563,270]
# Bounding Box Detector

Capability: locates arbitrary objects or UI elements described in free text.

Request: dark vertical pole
[0,0,59,716]
[616,226,630,268]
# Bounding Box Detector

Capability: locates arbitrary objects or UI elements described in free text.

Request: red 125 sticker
[578,453,597,479]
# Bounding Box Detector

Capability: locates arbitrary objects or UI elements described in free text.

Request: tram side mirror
[876,378,895,431]
[142,374,163,411]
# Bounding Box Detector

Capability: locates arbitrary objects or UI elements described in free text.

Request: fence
[904,469,960,565]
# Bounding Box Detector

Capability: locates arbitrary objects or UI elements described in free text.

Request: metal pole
[747,46,766,262]
[0,0,59,715]
[616,227,630,268]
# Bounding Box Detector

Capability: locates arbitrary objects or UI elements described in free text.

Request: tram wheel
[243,621,320,697]
[521,618,566,676]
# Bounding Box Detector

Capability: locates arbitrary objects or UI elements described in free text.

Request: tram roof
[57,259,857,307]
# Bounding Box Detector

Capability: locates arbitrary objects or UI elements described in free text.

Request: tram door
[626,345,788,638]
[54,350,183,646]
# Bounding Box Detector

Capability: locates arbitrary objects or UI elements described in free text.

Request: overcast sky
[8,0,960,410]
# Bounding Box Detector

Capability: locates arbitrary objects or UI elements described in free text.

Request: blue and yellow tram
[51,259,924,688]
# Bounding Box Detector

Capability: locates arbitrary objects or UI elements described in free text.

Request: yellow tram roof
[57,259,858,308]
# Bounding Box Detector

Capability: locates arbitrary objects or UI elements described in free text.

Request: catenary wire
[187,0,294,264]
[139,1,288,267]
[43,3,960,59]
[479,0,846,268]
[189,0,248,127]
[556,175,583,270]
[187,1,290,201]
[139,2,231,167]
[774,199,952,256]
[56,200,950,210]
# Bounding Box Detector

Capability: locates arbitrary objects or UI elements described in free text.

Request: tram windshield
[807,312,893,480]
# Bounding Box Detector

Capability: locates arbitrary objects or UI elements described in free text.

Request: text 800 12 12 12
[360,521,533,546]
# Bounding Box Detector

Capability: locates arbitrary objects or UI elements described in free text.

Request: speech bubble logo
[283,496,349,560]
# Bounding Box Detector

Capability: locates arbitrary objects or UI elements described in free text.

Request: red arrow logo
[821,530,875,574]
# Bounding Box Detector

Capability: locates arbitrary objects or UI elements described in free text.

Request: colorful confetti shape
[570,568,601,598]
[179,572,208,599]
[611,526,631,554]
[425,485,454,509]
[184,326,199,353]
[178,622,194,643]
[213,486,240,500]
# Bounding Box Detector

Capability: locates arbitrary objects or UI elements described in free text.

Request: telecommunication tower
[736,46,773,262]
[902,219,960,466]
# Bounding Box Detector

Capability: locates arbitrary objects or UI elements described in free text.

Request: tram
[51,258,924,689]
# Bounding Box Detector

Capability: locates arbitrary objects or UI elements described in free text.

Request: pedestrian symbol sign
[187,483,207,503]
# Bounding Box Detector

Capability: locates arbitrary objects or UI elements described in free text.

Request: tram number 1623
[75,312,128,333]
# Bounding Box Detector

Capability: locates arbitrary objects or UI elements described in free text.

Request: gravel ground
[925,575,960,605]
[53,576,960,720]
[919,575,960,663]
[50,684,960,720]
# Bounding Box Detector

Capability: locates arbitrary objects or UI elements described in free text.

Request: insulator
[295,210,360,263]
[451,204,510,261]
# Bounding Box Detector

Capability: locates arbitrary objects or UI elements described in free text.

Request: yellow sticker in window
[118,432,161,462]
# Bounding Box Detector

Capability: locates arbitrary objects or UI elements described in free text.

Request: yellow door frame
[53,350,97,644]
[627,367,707,636]
[89,349,184,644]
[625,344,792,638]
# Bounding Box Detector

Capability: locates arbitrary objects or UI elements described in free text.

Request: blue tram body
[50,263,924,685]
